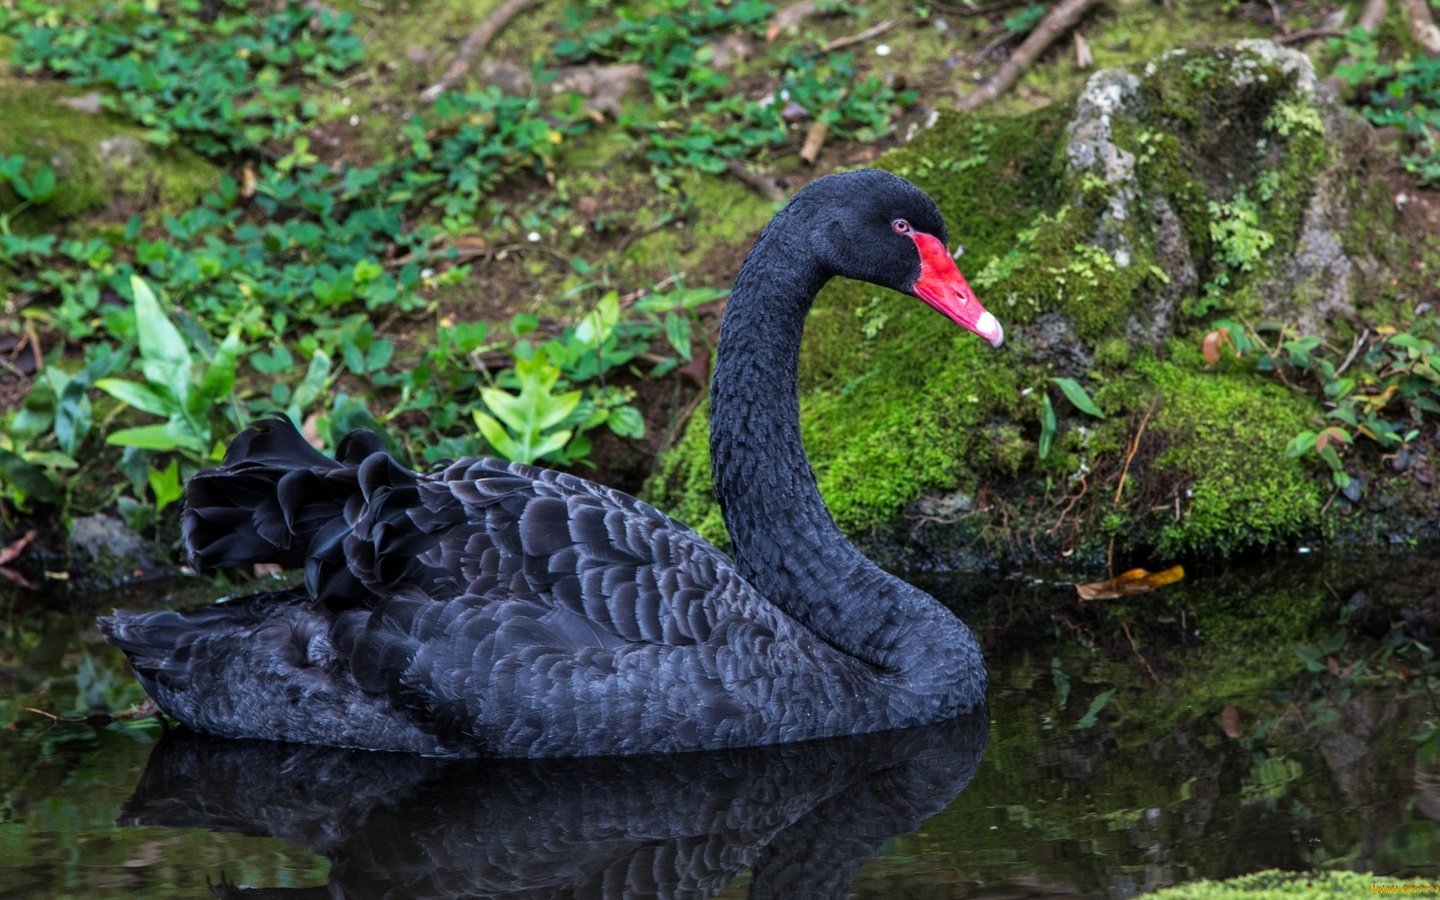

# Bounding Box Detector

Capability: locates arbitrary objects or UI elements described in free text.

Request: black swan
[102,169,1003,757]
[120,709,988,897]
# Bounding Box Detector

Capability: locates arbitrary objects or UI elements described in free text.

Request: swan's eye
[891,218,912,235]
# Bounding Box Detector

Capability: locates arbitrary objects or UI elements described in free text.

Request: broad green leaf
[473,411,521,460]
[96,378,179,417]
[574,292,620,347]
[198,330,244,404]
[664,312,692,361]
[290,350,332,416]
[24,165,56,203]
[1285,431,1317,457]
[608,405,645,439]
[25,451,77,469]
[1074,688,1117,730]
[148,459,183,513]
[130,275,194,401]
[251,345,294,374]
[54,377,92,456]
[1038,394,1056,460]
[1051,377,1104,418]
[0,447,60,505]
[107,421,207,452]
[529,428,573,461]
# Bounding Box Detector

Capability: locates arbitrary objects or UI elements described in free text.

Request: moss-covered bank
[648,41,1426,568]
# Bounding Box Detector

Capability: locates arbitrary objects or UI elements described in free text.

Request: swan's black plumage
[102,169,993,757]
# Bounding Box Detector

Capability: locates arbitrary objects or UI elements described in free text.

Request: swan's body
[103,170,1001,757]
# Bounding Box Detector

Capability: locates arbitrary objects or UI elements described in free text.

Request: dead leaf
[1075,565,1185,601]
[1220,705,1242,738]
[0,566,37,590]
[1074,32,1093,69]
[799,120,829,165]
[767,0,817,41]
[58,92,105,114]
[1202,327,1234,367]
[302,412,326,449]
[0,529,37,566]
[1315,426,1352,453]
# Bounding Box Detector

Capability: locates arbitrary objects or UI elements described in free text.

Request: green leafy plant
[1189,193,1275,316]
[6,0,362,155]
[1333,27,1440,183]
[473,354,584,465]
[1038,377,1106,460]
[1211,315,1440,493]
[94,276,247,460]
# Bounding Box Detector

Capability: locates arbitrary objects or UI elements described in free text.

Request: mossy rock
[1140,869,1425,898]
[0,79,217,231]
[647,40,1413,568]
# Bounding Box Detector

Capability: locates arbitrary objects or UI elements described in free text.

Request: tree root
[421,0,541,104]
[957,0,1099,111]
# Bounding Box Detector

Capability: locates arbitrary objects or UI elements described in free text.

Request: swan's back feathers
[120,417,887,756]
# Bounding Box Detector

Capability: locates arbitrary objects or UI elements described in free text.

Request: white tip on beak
[976,311,1004,348]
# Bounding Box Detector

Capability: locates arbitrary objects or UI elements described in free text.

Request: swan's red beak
[908,232,1004,348]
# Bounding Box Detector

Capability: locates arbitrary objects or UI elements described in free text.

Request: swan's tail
[182,416,385,573]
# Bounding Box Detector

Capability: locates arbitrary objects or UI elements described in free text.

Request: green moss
[1136,347,1323,557]
[644,397,727,546]
[1140,869,1424,898]
[646,42,1400,562]
[0,80,217,228]
[619,169,777,283]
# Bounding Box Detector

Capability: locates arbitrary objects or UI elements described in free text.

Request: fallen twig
[724,160,786,202]
[799,120,829,165]
[0,529,37,567]
[1120,619,1162,685]
[1334,328,1370,378]
[1403,0,1440,54]
[957,0,1099,111]
[1275,26,1345,45]
[616,211,687,254]
[933,0,1033,16]
[767,1,818,41]
[1113,400,1157,504]
[420,0,540,104]
[821,18,896,53]
[1324,0,1388,91]
[1360,0,1389,31]
[28,698,160,726]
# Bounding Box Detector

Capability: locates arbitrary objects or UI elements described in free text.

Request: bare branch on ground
[1402,0,1440,54]
[821,18,897,53]
[799,120,829,164]
[1359,0,1389,32]
[956,0,1099,111]
[767,1,818,41]
[421,0,541,104]
[724,160,786,202]
[1325,0,1390,92]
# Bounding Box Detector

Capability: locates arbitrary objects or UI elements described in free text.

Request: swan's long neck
[708,212,984,701]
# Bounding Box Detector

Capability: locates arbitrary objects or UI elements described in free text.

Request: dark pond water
[3,554,1440,898]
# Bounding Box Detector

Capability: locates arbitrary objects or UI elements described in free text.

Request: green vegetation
[0,0,1436,573]
[0,0,902,535]
[1335,25,1440,183]
[1141,869,1429,898]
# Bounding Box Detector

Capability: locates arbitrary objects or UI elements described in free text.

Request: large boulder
[648,41,1429,569]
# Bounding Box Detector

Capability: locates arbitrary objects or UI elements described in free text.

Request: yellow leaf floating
[1075,565,1185,601]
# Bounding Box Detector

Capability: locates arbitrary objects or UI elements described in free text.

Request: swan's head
[803,169,1004,349]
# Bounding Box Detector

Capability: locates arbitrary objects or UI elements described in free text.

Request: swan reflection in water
[120,710,988,898]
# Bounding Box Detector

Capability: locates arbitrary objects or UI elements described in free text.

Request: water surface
[3,554,1438,896]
